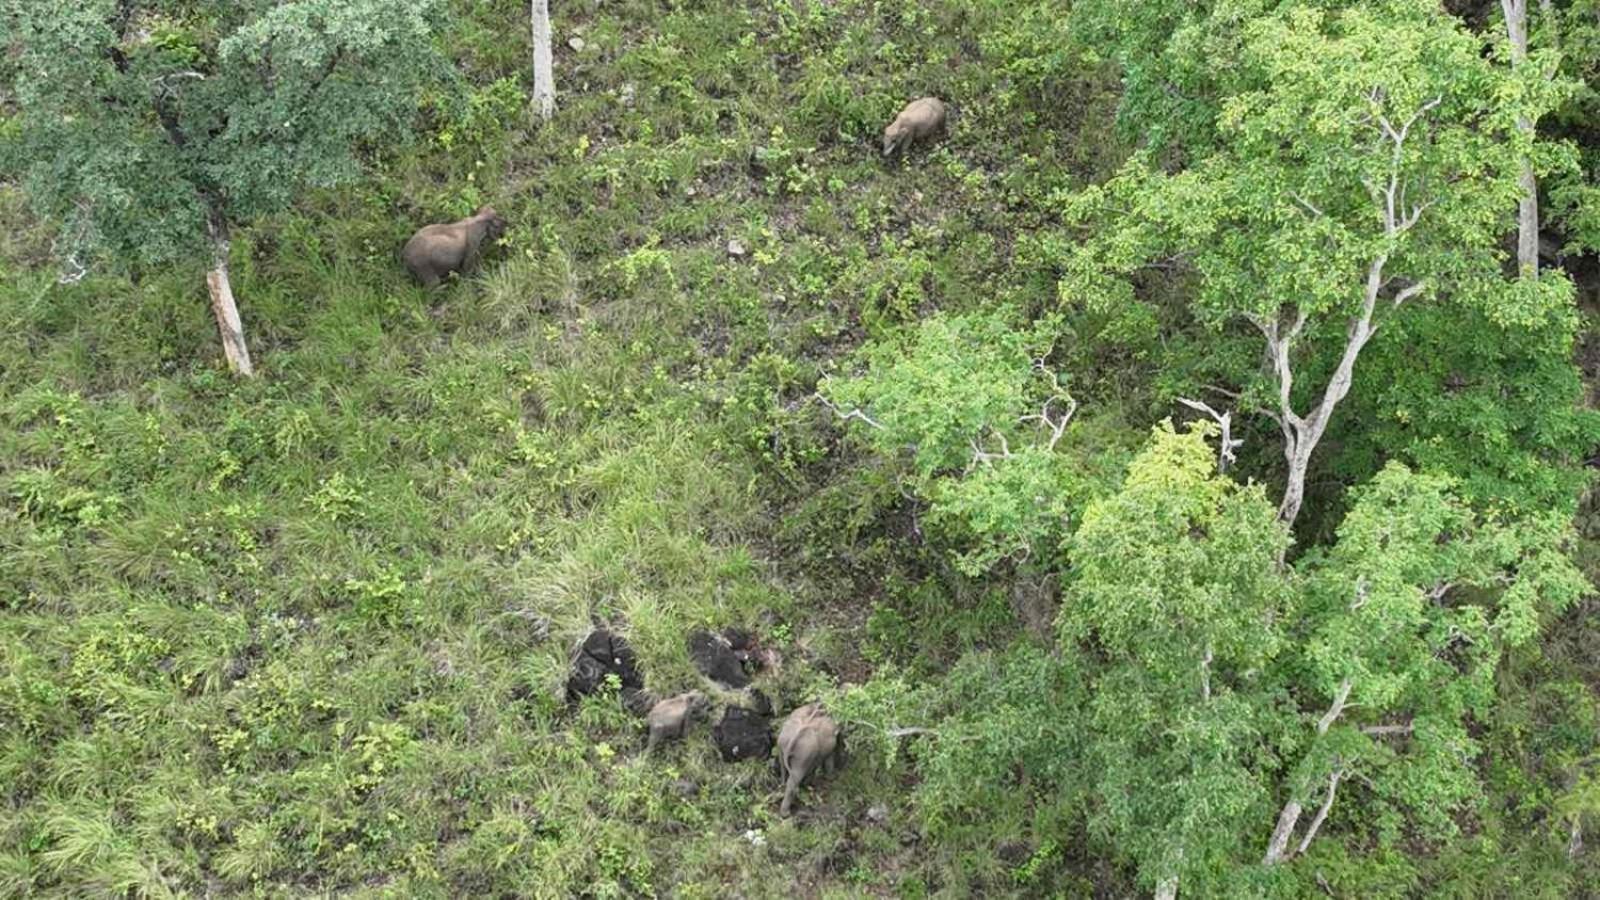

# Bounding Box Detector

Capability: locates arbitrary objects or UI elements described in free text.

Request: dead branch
[814,389,885,431]
[1177,397,1244,472]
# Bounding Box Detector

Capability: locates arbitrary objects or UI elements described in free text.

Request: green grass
[0,1,1128,895]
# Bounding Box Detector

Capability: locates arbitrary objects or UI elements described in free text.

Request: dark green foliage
[1,0,450,267]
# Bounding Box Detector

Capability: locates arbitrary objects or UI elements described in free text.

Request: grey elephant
[776,703,841,816]
[401,205,508,288]
[645,691,709,754]
[882,97,947,158]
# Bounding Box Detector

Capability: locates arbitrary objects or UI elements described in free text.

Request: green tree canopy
[1,0,448,373]
[1060,0,1589,527]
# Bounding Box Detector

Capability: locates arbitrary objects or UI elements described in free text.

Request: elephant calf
[401,205,508,288]
[646,691,709,754]
[882,97,947,158]
[777,703,841,816]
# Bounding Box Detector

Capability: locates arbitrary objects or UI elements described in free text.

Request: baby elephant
[401,205,508,288]
[882,97,947,158]
[776,703,841,816]
[646,691,709,754]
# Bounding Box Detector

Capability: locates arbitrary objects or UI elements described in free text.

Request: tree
[0,0,447,375]
[1501,0,1541,277]
[531,0,554,120]
[1060,422,1292,897]
[1057,424,1584,895]
[819,311,1105,577]
[1060,1,1578,529]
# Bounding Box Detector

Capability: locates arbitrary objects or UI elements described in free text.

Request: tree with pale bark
[0,0,446,376]
[1059,0,1578,531]
[531,0,554,120]
[1059,423,1584,896]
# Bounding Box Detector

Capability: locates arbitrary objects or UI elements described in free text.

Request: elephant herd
[401,97,948,287]
[646,689,843,817]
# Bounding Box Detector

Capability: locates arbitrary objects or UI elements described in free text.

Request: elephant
[645,691,709,754]
[401,205,508,288]
[882,97,947,158]
[776,703,841,816]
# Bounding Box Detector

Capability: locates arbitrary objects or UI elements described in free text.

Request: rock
[567,36,586,53]
[726,239,747,258]
[619,82,636,107]
[671,778,700,799]
[687,629,749,688]
[711,704,774,762]
[866,803,889,825]
[565,629,644,702]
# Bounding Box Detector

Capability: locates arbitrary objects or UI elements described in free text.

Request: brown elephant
[776,703,840,816]
[645,691,709,754]
[882,97,947,158]
[401,205,508,288]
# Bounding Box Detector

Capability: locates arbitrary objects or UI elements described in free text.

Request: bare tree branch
[1295,767,1346,856]
[1317,679,1354,735]
[814,390,885,431]
[1178,397,1244,472]
[1361,724,1414,737]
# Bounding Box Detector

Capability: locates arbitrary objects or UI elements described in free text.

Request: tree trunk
[1265,680,1351,864]
[205,213,255,377]
[1502,0,1539,279]
[1263,799,1304,865]
[531,0,554,120]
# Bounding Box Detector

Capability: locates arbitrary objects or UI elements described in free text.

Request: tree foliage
[1,0,446,267]
[1060,0,1592,526]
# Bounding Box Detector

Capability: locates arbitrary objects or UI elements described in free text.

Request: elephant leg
[781,765,806,817]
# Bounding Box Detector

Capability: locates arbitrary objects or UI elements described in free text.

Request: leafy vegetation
[1,0,1596,897]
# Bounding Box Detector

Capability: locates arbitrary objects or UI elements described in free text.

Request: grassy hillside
[3,1,1597,897]
[0,1,1125,896]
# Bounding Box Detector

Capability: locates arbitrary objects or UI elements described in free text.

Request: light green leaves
[821,311,1103,574]
[1063,420,1289,675]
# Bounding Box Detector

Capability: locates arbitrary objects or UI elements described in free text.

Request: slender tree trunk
[1263,97,1437,527]
[1502,0,1539,278]
[1265,679,1351,864]
[531,0,554,120]
[205,212,254,377]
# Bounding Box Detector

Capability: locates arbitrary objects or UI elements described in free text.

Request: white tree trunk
[531,0,554,120]
[205,215,254,377]
[1264,679,1351,864]
[1502,0,1539,279]
[1262,97,1436,528]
